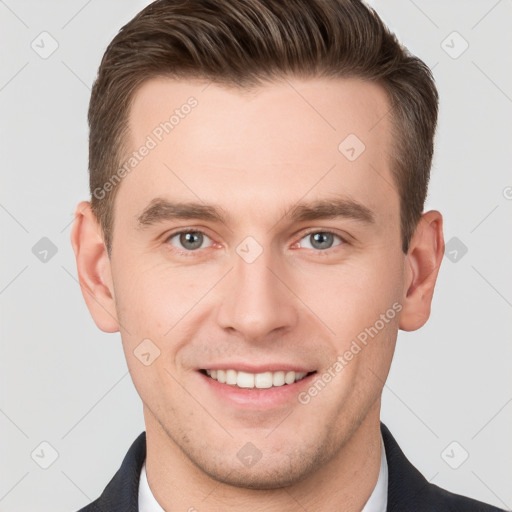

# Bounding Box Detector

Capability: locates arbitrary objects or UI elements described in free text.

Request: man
[70,0,505,511]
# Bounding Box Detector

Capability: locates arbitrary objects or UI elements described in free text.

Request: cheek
[113,270,186,403]
[302,254,402,332]
[112,257,193,336]
[111,260,218,388]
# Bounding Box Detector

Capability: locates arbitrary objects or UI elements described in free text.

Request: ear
[399,210,444,332]
[70,201,120,333]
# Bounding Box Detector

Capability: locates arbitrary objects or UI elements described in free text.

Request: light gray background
[0,1,511,511]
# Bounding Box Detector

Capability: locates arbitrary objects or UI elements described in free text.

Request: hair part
[88,0,438,255]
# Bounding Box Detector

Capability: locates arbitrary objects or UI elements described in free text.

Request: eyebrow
[136,196,375,228]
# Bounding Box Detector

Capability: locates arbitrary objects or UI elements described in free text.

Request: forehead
[119,76,397,227]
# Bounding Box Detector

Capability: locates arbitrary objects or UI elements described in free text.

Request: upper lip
[199,363,315,373]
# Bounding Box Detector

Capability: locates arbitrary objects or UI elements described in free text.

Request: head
[72,0,444,490]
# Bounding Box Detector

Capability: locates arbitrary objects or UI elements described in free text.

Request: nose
[216,244,299,341]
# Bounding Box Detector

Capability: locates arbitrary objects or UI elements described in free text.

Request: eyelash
[164,228,347,257]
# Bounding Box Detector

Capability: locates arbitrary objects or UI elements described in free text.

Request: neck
[144,402,383,512]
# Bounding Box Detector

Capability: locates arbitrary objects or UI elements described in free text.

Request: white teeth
[226,369,237,385]
[237,371,254,388]
[272,371,285,387]
[285,371,296,385]
[204,369,308,389]
[255,372,273,389]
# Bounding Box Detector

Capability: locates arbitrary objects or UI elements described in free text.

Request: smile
[201,369,314,389]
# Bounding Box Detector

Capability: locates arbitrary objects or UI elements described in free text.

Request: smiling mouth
[199,369,317,389]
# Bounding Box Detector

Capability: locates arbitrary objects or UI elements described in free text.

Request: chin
[186,443,330,491]
[199,463,310,490]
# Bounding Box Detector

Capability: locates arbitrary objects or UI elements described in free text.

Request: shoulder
[76,504,103,512]
[410,478,506,511]
[380,422,506,512]
[433,485,506,511]
[73,432,147,512]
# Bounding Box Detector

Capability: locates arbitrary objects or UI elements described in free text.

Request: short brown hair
[88,0,438,255]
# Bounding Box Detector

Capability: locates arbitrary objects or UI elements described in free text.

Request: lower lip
[198,371,316,409]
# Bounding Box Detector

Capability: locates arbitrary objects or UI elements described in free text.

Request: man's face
[108,77,406,487]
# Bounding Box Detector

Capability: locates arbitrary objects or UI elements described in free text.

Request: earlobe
[70,201,120,333]
[399,210,444,332]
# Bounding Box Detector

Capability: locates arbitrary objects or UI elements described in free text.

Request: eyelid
[298,227,347,240]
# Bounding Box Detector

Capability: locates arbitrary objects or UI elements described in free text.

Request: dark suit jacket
[76,422,506,511]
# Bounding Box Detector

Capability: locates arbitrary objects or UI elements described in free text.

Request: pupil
[181,232,202,250]
[312,232,332,249]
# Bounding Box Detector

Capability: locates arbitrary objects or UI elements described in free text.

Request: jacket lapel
[381,422,438,511]
[79,431,146,512]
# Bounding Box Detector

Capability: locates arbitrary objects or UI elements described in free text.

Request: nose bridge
[216,237,297,339]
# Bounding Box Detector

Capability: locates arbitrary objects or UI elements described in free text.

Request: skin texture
[71,76,444,511]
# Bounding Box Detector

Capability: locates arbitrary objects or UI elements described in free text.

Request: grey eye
[299,232,342,250]
[169,231,211,251]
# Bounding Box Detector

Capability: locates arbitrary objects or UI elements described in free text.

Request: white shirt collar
[361,433,388,512]
[139,434,388,512]
[139,460,165,512]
